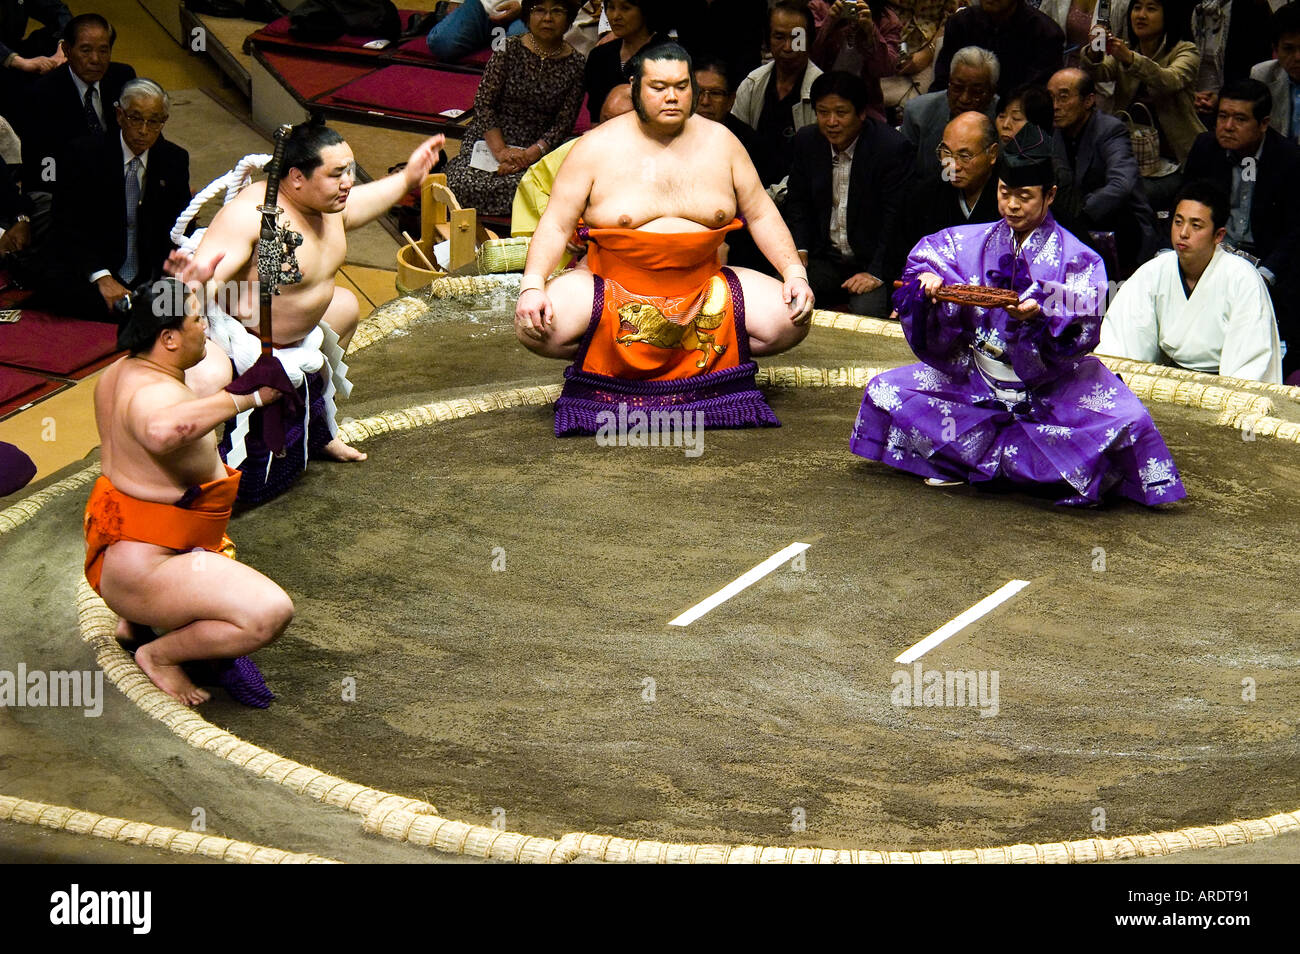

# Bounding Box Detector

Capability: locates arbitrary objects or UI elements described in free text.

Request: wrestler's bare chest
[231,201,346,340]
[99,363,225,500]
[585,138,736,230]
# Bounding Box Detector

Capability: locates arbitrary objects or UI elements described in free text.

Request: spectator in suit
[894,111,1002,262]
[931,0,1064,100]
[0,161,33,258]
[1250,1,1300,144]
[1183,77,1300,374]
[48,78,190,321]
[732,1,825,193]
[1048,66,1157,275]
[783,70,914,316]
[19,13,135,203]
[902,44,998,180]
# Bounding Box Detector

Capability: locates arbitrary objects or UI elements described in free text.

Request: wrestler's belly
[104,439,227,503]
[258,282,337,345]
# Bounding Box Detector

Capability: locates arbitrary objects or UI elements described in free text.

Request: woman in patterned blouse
[445,0,586,216]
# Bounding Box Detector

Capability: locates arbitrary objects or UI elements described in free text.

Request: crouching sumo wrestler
[515,43,815,432]
[84,280,294,706]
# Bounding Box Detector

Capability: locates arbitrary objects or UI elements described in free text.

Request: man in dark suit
[1047,67,1156,276]
[783,70,913,317]
[893,111,1002,267]
[19,13,135,199]
[1184,77,1300,375]
[49,78,190,320]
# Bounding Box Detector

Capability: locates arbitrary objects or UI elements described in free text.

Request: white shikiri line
[669,543,811,627]
[895,580,1032,664]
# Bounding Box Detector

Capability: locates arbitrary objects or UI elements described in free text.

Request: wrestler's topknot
[116,278,189,354]
[283,117,345,179]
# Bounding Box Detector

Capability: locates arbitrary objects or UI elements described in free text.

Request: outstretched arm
[342,135,444,231]
[131,382,279,457]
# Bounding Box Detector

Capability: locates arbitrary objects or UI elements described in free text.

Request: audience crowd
[1,0,1296,386]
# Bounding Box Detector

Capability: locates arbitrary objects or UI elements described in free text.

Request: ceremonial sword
[256,124,294,358]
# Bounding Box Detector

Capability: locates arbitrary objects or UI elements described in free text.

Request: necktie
[84,86,102,133]
[121,157,141,284]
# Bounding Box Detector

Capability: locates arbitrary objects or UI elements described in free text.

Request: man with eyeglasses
[43,77,188,321]
[902,45,999,181]
[930,0,1063,100]
[894,111,1001,268]
[694,59,757,155]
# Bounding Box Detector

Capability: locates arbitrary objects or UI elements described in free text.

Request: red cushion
[318,64,481,119]
[0,312,120,376]
[257,49,379,99]
[0,367,62,418]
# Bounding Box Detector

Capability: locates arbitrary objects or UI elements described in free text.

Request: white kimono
[1099,247,1283,383]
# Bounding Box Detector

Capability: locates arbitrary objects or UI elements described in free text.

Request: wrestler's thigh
[730,266,809,356]
[99,542,293,634]
[322,286,360,334]
[184,340,234,397]
[523,268,594,357]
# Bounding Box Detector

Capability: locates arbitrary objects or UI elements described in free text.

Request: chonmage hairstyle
[628,41,697,116]
[283,116,346,179]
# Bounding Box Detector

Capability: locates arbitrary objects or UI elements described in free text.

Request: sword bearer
[167,117,445,504]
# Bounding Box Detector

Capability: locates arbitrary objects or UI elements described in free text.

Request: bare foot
[115,617,131,643]
[135,643,211,706]
[322,437,367,462]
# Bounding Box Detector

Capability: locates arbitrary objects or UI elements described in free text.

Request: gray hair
[950,46,1000,90]
[118,78,170,116]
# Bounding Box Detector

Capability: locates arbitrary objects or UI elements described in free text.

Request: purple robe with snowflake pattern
[849,214,1186,506]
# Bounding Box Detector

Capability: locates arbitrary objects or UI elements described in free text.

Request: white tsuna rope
[169,153,273,251]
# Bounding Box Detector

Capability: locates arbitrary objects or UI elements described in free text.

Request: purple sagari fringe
[214,656,276,708]
[554,361,779,435]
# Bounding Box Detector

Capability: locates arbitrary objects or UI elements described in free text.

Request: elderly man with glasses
[46,76,190,320]
[902,45,1000,181]
[892,111,1001,268]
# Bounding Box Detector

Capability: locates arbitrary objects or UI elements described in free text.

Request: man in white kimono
[1099,180,1283,383]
